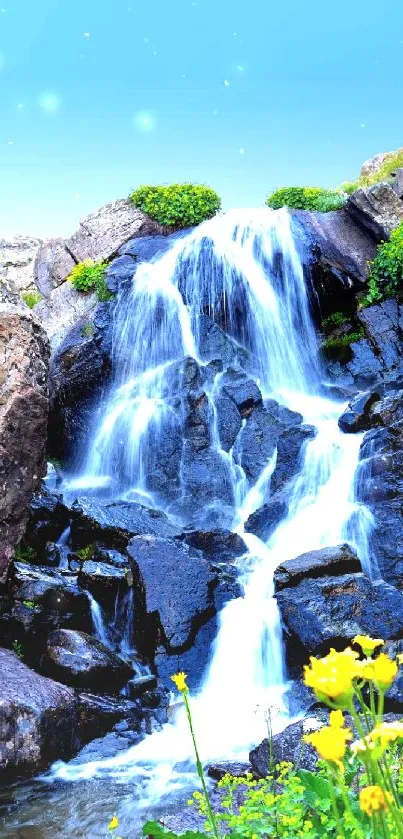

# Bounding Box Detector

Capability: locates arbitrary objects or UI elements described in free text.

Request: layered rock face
[0,236,42,299]
[0,306,50,581]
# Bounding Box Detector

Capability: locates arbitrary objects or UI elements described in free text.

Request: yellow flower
[397,654,403,665]
[108,816,119,831]
[329,710,345,728]
[171,671,188,692]
[371,653,397,690]
[370,722,403,747]
[359,785,389,815]
[303,648,359,707]
[352,635,384,656]
[350,734,376,758]
[304,723,352,768]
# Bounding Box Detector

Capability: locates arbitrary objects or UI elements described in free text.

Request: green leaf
[297,768,333,802]
[141,822,210,839]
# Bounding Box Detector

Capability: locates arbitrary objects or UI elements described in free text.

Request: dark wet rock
[338,390,381,432]
[77,692,142,741]
[207,761,252,781]
[177,448,235,529]
[292,209,377,316]
[346,183,403,240]
[183,388,212,451]
[234,405,281,482]
[127,535,216,654]
[274,544,361,591]
[0,306,50,581]
[245,494,288,541]
[0,648,78,782]
[284,680,318,717]
[70,498,179,551]
[181,530,247,562]
[104,254,137,293]
[92,546,129,568]
[25,487,70,552]
[10,563,92,633]
[277,573,403,656]
[271,424,316,494]
[357,300,403,378]
[43,628,133,691]
[215,391,242,451]
[221,369,262,416]
[126,674,157,699]
[344,338,384,388]
[70,731,141,765]
[41,542,70,568]
[78,560,130,609]
[250,719,321,776]
[197,315,253,370]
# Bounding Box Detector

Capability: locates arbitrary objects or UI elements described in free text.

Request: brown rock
[0,647,78,782]
[0,305,50,581]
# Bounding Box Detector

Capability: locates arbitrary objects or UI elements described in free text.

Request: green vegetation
[361,222,403,308]
[12,640,23,659]
[141,642,403,839]
[266,186,345,213]
[81,322,95,338]
[13,543,35,563]
[340,149,403,194]
[323,330,364,354]
[68,259,113,302]
[22,289,42,308]
[77,544,95,561]
[322,312,350,332]
[130,183,221,228]
[22,600,36,610]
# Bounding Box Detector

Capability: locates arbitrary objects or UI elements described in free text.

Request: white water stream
[49,209,374,809]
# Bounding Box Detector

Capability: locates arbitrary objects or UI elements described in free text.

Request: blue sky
[1,0,403,237]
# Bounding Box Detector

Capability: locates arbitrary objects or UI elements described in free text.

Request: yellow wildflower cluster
[359,785,390,815]
[303,641,398,707]
[351,721,403,759]
[304,711,352,769]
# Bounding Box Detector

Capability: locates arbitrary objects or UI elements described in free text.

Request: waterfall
[51,209,374,802]
[86,591,110,647]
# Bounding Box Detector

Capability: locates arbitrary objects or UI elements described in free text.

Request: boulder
[249,718,321,776]
[274,544,361,591]
[127,535,216,654]
[338,390,381,432]
[0,647,78,782]
[66,199,165,263]
[346,183,403,240]
[76,691,143,742]
[0,235,42,295]
[181,530,247,562]
[43,629,133,690]
[34,238,76,298]
[24,487,70,553]
[0,306,50,581]
[70,498,178,551]
[360,149,403,180]
[270,424,316,494]
[78,559,129,609]
[392,168,403,200]
[277,572,403,656]
[34,280,98,352]
[245,494,288,541]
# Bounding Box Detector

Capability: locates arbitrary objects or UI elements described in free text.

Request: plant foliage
[68,259,112,301]
[130,183,221,228]
[340,149,403,194]
[22,290,42,308]
[266,187,345,213]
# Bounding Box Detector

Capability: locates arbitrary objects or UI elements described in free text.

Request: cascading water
[36,209,375,831]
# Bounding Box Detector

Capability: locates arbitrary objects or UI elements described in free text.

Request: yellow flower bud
[352,635,384,656]
[359,785,389,815]
[171,671,188,692]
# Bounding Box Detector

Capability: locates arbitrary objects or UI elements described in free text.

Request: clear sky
[1,0,403,237]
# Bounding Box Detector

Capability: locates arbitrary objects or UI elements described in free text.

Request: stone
[181,530,247,562]
[360,149,403,180]
[234,405,280,482]
[249,718,322,776]
[66,199,165,263]
[274,544,361,591]
[221,369,262,416]
[276,573,403,656]
[346,183,403,240]
[78,559,129,609]
[127,535,216,654]
[245,495,288,541]
[0,235,42,295]
[207,761,252,780]
[34,279,97,352]
[292,209,376,316]
[34,238,76,297]
[9,562,92,639]
[24,487,70,553]
[70,498,179,551]
[77,692,143,742]
[215,391,242,451]
[392,168,403,200]
[0,647,78,782]
[0,306,50,581]
[270,425,316,494]
[338,390,381,432]
[43,629,133,690]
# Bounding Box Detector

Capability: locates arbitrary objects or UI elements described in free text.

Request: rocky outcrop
[0,306,50,581]
[34,282,98,352]
[360,149,403,180]
[346,183,403,240]
[0,236,42,296]
[43,629,133,690]
[0,648,78,782]
[338,390,380,432]
[274,544,361,591]
[277,572,403,657]
[250,718,321,776]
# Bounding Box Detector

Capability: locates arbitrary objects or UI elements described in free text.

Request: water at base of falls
[1,209,377,837]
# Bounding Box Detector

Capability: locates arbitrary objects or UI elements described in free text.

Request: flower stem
[183,691,220,839]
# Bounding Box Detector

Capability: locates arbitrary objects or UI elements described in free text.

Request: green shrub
[14,543,35,563]
[322,312,349,331]
[12,640,23,660]
[130,183,221,228]
[368,222,403,297]
[266,186,345,212]
[339,149,403,194]
[323,330,364,352]
[68,260,112,301]
[77,544,95,561]
[22,290,42,308]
